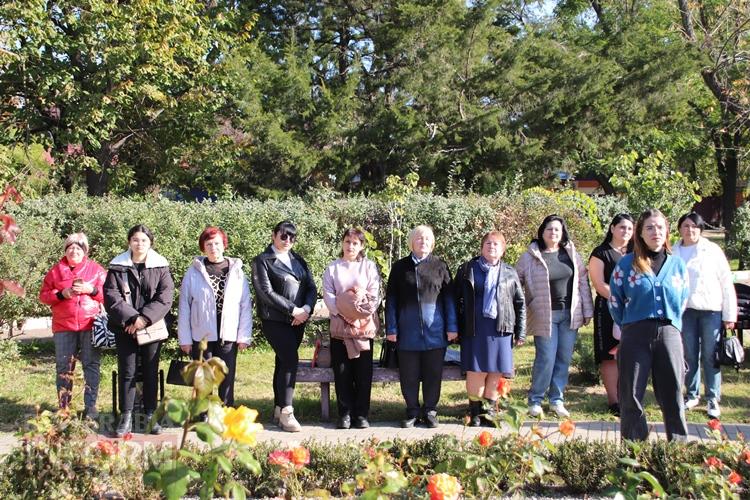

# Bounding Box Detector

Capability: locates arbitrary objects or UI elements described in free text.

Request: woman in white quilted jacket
[516,215,593,419]
[672,212,737,418]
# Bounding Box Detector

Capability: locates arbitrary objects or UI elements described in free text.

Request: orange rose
[496,377,511,399]
[740,449,750,465]
[290,446,310,468]
[427,473,462,500]
[477,430,493,447]
[95,439,119,456]
[707,419,722,431]
[705,456,723,469]
[728,471,742,485]
[559,419,575,437]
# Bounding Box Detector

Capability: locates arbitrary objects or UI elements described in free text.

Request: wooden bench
[296,360,464,420]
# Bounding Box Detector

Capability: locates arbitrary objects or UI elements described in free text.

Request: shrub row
[2,424,747,498]
[0,188,604,326]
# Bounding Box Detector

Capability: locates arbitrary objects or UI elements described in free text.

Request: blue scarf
[478,257,500,319]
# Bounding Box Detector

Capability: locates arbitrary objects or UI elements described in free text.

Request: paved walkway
[2,419,746,456]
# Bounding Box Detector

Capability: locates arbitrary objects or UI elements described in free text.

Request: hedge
[0,188,603,327]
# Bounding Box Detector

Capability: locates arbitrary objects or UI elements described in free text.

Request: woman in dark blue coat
[385,225,457,428]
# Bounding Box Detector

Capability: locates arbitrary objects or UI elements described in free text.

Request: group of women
[39,208,738,440]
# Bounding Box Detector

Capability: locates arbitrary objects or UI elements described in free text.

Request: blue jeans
[681,309,722,402]
[528,309,578,406]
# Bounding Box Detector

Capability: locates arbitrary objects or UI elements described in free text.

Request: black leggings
[331,338,373,419]
[262,320,304,407]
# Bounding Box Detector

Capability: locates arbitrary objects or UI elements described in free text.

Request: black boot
[115,412,132,438]
[468,401,482,427]
[481,399,498,427]
[145,412,162,435]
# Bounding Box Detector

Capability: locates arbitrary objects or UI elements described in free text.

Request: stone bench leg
[320,382,330,421]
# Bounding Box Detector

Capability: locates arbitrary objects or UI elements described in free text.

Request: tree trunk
[714,128,740,243]
[85,144,113,196]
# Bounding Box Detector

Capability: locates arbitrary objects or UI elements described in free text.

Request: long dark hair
[533,214,570,250]
[127,224,154,245]
[339,227,367,261]
[601,213,635,252]
[633,208,671,274]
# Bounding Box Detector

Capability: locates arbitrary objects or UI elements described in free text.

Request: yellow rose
[222,406,263,445]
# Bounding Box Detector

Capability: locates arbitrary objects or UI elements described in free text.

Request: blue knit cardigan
[608,253,689,331]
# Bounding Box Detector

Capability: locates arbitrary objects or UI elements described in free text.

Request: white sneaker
[707,400,721,418]
[528,404,543,418]
[685,397,700,410]
[279,406,301,432]
[550,403,570,418]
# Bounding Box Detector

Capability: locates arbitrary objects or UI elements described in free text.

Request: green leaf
[226,481,247,500]
[216,454,232,474]
[236,449,262,475]
[194,422,219,443]
[143,470,161,488]
[160,461,192,500]
[618,457,640,468]
[166,399,189,424]
[637,471,666,496]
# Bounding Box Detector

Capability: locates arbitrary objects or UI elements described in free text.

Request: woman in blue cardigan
[609,208,690,441]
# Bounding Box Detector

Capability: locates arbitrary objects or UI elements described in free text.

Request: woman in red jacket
[39,233,106,417]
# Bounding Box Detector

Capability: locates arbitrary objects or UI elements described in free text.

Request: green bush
[571,334,599,385]
[553,439,620,493]
[1,188,603,326]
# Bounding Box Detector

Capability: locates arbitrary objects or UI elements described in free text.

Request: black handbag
[379,340,398,369]
[167,358,192,386]
[714,328,745,370]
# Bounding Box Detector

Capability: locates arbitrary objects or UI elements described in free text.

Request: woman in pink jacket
[39,233,107,417]
[516,215,593,419]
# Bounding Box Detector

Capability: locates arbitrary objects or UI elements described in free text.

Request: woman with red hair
[178,226,253,406]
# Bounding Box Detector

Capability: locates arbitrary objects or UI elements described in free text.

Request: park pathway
[1,418,747,456]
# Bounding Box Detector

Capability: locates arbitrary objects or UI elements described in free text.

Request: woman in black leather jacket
[455,231,526,426]
[251,221,317,432]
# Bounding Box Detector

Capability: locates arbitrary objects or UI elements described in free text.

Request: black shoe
[401,417,417,428]
[608,403,620,417]
[353,416,370,429]
[146,412,163,435]
[115,412,132,438]
[337,414,351,429]
[424,411,439,428]
[467,401,482,427]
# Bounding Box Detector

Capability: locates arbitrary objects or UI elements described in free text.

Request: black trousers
[262,320,304,408]
[398,348,446,418]
[191,340,238,407]
[115,330,162,413]
[331,338,374,419]
[618,319,688,441]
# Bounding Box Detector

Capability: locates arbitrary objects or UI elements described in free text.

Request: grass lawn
[2,327,748,432]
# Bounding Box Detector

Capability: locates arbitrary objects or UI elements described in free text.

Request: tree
[0,0,256,195]
[676,0,750,239]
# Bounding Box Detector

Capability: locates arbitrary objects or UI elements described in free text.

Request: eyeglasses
[279,233,296,242]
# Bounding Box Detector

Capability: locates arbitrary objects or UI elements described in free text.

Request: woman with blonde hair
[385,225,457,428]
[609,208,689,441]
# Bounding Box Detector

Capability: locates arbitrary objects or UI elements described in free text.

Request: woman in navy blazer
[385,225,457,428]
